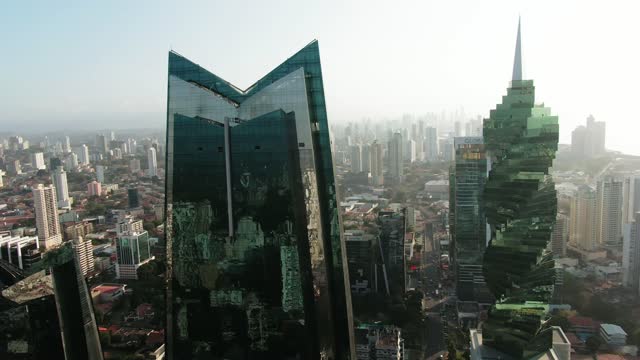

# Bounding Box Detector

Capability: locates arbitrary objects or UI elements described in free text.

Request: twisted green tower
[481,19,559,359]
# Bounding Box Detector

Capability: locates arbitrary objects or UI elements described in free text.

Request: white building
[78,144,90,165]
[32,184,62,249]
[52,166,71,209]
[0,170,4,188]
[73,236,94,276]
[63,152,78,171]
[570,185,598,251]
[404,139,416,163]
[129,159,141,173]
[0,233,40,269]
[599,323,627,347]
[116,216,144,236]
[147,147,158,177]
[31,152,46,170]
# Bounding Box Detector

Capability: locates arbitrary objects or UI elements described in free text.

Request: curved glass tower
[165,41,355,359]
[481,20,559,358]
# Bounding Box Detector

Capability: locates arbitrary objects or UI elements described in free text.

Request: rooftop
[601,323,627,336]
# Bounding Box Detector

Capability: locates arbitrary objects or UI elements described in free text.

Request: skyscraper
[95,134,108,154]
[569,185,598,251]
[570,115,606,158]
[481,20,559,358]
[623,212,640,296]
[388,132,403,184]
[78,144,90,165]
[73,236,94,276]
[52,166,71,209]
[165,41,355,359]
[31,152,46,170]
[596,178,623,252]
[361,143,371,174]
[147,147,158,177]
[128,187,140,208]
[350,144,362,173]
[424,126,438,161]
[370,141,384,186]
[450,137,491,303]
[33,184,63,249]
[551,213,568,257]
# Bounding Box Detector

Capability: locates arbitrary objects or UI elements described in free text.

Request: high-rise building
[450,137,491,303]
[129,158,141,173]
[165,41,355,359]
[95,165,105,183]
[345,230,373,295]
[622,176,640,224]
[33,184,63,249]
[378,210,406,299]
[77,144,90,165]
[361,143,371,174]
[42,241,104,359]
[64,152,79,171]
[95,134,108,154]
[551,213,568,257]
[128,187,140,208]
[73,236,94,276]
[596,178,623,252]
[87,181,102,197]
[147,147,157,177]
[350,144,362,173]
[116,230,152,280]
[569,185,598,251]
[52,166,71,209]
[404,139,416,163]
[116,215,144,236]
[370,141,384,186]
[571,115,606,158]
[388,132,403,184]
[481,20,559,358]
[31,152,46,170]
[623,212,640,296]
[63,136,71,153]
[0,170,4,188]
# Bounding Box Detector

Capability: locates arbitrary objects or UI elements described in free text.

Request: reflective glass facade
[482,79,559,358]
[165,41,355,359]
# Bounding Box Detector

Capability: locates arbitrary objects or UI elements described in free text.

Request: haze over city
[2,0,639,154]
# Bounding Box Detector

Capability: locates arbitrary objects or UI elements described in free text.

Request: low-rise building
[599,323,627,348]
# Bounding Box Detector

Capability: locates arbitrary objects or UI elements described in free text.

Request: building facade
[33,184,63,249]
[52,166,71,209]
[481,20,559,358]
[622,212,640,296]
[370,141,384,186]
[388,132,403,184]
[596,178,623,252]
[147,147,158,177]
[570,185,598,251]
[116,231,152,280]
[165,41,355,359]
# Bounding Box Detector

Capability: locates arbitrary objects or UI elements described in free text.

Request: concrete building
[551,213,568,257]
[73,236,94,277]
[388,132,403,184]
[424,127,438,161]
[370,141,384,186]
[0,170,4,188]
[78,144,90,165]
[403,139,416,163]
[32,184,62,249]
[599,324,627,347]
[95,165,105,183]
[63,152,78,171]
[622,212,640,296]
[31,152,46,170]
[87,181,102,197]
[52,166,71,209]
[116,216,144,236]
[0,233,41,269]
[361,143,371,174]
[570,185,598,251]
[424,180,449,200]
[350,144,362,173]
[345,230,373,294]
[571,115,606,158]
[129,159,141,173]
[470,326,570,360]
[147,147,157,177]
[596,178,623,252]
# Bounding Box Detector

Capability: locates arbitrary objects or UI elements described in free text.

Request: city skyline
[2,1,639,155]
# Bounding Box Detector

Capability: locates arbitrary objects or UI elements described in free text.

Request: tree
[585,336,602,354]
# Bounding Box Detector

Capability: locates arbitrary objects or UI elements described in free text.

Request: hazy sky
[1,0,639,154]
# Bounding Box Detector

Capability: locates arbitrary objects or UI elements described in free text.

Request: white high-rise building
[0,170,4,188]
[388,132,403,184]
[350,144,362,173]
[33,184,62,249]
[73,236,94,277]
[127,138,137,154]
[370,141,384,186]
[78,144,90,165]
[404,139,416,163]
[424,127,438,161]
[596,178,623,251]
[147,147,158,177]
[52,166,71,209]
[622,212,640,296]
[62,136,71,153]
[361,144,371,174]
[96,165,105,183]
[622,176,640,224]
[63,153,78,171]
[31,152,46,170]
[570,185,598,251]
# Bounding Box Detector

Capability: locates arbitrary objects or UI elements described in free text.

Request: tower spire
[512,17,523,81]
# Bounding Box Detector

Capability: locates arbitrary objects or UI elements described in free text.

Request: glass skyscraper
[481,20,559,358]
[165,40,355,359]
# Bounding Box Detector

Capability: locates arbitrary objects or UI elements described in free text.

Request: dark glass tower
[165,40,355,359]
[481,20,559,358]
